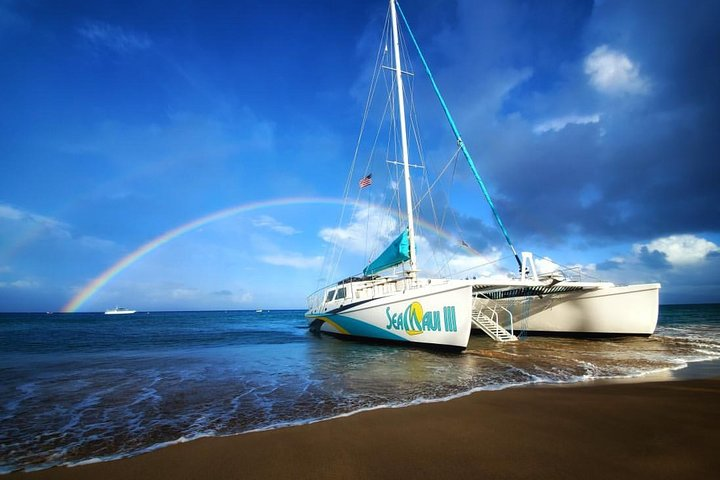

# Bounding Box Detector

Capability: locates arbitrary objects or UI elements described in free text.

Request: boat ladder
[471,303,517,342]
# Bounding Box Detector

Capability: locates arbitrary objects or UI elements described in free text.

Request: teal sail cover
[363,229,411,276]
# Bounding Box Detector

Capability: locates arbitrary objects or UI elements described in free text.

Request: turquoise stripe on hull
[324,313,408,342]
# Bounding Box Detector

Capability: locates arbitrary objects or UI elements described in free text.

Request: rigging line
[364,189,371,264]
[395,48,436,262]
[401,65,482,260]
[439,152,465,252]
[325,11,391,283]
[446,155,469,255]
[413,145,461,210]
[342,17,387,210]
[357,34,397,274]
[372,74,396,170]
[437,248,459,278]
[400,22,483,277]
[424,148,461,272]
[401,47,451,275]
[399,35,435,230]
[363,67,397,255]
[370,91,401,265]
[386,73,405,237]
[450,254,510,278]
[405,84,433,214]
[533,254,603,282]
[395,0,522,269]
[441,152,461,231]
[361,59,402,265]
[390,109,405,250]
[401,38,446,251]
[408,92,447,276]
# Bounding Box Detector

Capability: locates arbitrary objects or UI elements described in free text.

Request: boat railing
[472,293,515,337]
[558,266,584,282]
[307,276,451,313]
[523,252,591,283]
[306,289,324,312]
[306,280,373,313]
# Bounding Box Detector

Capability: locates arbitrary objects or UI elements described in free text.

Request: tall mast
[390,0,417,278]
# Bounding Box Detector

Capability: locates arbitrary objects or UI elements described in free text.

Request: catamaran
[305,0,660,349]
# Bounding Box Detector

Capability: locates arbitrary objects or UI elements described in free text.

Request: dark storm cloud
[596,259,622,271]
[414,187,502,253]
[636,246,671,270]
[427,0,720,246]
[449,213,500,253]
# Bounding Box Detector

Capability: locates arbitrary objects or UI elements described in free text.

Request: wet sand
[9,378,720,480]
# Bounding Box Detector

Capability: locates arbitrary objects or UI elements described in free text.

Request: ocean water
[1,305,719,473]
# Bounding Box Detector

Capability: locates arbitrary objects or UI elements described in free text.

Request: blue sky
[1,0,719,312]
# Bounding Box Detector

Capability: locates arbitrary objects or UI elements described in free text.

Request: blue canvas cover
[363,229,411,276]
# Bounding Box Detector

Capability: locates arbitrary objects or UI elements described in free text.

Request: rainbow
[61,196,483,313]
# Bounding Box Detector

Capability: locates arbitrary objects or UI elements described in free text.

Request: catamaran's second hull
[497,283,661,336]
[306,283,473,349]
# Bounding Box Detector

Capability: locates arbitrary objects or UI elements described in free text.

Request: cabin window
[336,287,346,300]
[325,290,335,302]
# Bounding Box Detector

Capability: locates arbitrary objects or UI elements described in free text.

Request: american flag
[359,174,373,189]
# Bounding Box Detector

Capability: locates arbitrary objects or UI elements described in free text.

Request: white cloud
[0,204,22,220]
[0,203,66,231]
[533,257,564,275]
[634,234,720,266]
[533,257,598,280]
[77,21,152,54]
[533,114,600,134]
[252,215,299,235]
[444,249,507,280]
[0,279,39,289]
[260,253,323,269]
[0,203,118,251]
[584,45,650,95]
[319,205,398,255]
[318,207,513,280]
[170,287,199,299]
[232,291,254,303]
[0,203,72,241]
[208,288,254,304]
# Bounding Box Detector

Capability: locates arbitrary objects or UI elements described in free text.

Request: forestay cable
[395,0,522,269]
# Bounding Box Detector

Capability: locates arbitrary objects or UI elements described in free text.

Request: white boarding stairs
[471,304,517,342]
[470,252,545,342]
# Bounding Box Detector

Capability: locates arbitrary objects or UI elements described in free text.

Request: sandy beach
[8,377,719,480]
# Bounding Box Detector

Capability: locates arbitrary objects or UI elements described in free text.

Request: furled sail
[363,229,411,276]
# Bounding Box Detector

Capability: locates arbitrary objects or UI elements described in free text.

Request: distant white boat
[104,307,136,315]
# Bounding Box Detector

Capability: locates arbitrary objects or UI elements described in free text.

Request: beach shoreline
[8,373,719,480]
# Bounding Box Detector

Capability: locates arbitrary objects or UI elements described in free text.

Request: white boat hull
[307,282,473,349]
[104,308,136,315]
[504,283,660,336]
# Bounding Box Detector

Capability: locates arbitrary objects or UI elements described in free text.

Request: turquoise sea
[1,305,719,473]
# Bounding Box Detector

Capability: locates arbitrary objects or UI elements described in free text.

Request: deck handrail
[472,293,515,337]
